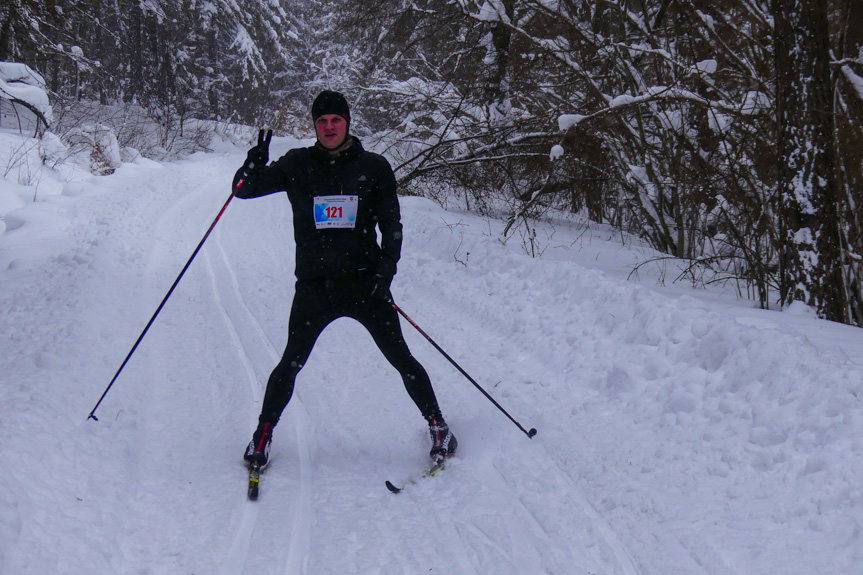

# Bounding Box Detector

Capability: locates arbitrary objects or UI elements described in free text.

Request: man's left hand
[368,274,392,303]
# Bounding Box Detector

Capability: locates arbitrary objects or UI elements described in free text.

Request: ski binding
[248,463,262,500]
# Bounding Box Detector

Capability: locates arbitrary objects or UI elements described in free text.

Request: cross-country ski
[248,463,262,500]
[385,459,446,494]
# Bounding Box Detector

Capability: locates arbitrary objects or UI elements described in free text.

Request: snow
[558,113,586,131]
[709,109,732,134]
[2,132,863,574]
[740,91,771,115]
[609,94,636,108]
[0,63,53,123]
[477,1,507,23]
[695,59,718,74]
[0,63,48,90]
[231,26,263,69]
[842,65,863,102]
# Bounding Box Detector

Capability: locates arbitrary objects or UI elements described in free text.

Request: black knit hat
[311,90,350,125]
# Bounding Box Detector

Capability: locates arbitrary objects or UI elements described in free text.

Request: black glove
[246,128,272,170]
[233,129,272,194]
[368,273,393,303]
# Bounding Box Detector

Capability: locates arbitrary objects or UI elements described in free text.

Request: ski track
[202,236,264,575]
[119,165,316,575]
[113,176,235,574]
[141,180,252,572]
[207,224,314,575]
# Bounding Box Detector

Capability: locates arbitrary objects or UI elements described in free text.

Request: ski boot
[243,421,273,468]
[426,414,457,462]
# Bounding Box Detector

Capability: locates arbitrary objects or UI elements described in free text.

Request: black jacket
[234,137,402,282]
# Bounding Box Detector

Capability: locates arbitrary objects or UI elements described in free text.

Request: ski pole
[87,191,236,421]
[392,303,537,439]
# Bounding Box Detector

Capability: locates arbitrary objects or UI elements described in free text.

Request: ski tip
[385,480,402,494]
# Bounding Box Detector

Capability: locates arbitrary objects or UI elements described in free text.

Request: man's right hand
[246,129,273,171]
[234,129,272,195]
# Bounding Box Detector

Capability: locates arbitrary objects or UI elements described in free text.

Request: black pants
[258,271,441,425]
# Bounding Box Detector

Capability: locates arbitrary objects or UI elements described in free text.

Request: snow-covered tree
[2,0,861,324]
[832,0,863,325]
[0,62,52,136]
[775,0,848,322]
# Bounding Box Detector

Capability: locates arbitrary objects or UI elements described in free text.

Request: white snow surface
[1,134,862,575]
[0,63,53,122]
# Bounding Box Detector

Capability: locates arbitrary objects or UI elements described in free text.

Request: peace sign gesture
[247,128,273,170]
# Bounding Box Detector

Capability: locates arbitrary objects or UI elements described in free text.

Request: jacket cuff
[232,166,258,198]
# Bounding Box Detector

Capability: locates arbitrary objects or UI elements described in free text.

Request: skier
[232,90,457,470]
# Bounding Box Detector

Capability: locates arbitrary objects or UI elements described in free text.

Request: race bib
[314,195,358,229]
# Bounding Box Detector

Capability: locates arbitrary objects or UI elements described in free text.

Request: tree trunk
[774,0,848,321]
[484,0,514,126]
[128,1,143,103]
[834,0,863,325]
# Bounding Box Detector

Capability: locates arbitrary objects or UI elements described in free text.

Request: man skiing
[232,90,457,470]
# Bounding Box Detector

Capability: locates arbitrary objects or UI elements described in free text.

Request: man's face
[315,114,348,149]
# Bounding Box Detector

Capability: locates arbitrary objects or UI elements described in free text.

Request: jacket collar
[312,135,362,163]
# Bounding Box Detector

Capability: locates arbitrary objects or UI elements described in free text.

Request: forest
[2,0,862,327]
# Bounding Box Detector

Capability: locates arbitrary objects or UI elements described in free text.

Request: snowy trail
[84,155,319,574]
[208,176,558,574]
[3,136,863,574]
[0,153,708,575]
[193,155,633,573]
[115,165,259,572]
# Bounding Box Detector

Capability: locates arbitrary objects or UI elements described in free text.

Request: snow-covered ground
[1,132,861,575]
